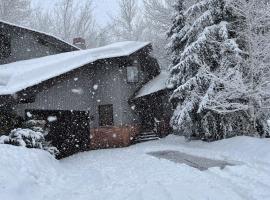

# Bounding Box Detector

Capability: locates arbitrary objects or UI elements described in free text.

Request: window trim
[126,66,139,83]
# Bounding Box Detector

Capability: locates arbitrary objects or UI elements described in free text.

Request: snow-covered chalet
[0,20,172,157]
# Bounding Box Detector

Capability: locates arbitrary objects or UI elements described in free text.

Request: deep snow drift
[0,135,270,200]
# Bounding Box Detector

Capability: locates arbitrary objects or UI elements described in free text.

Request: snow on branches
[168,0,270,140]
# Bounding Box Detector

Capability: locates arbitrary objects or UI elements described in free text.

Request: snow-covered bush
[0,128,59,157]
[24,120,48,133]
[2,128,44,148]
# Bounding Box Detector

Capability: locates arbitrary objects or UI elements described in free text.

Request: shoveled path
[148,150,235,171]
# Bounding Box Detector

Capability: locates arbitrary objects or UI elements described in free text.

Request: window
[0,34,11,58]
[99,104,114,127]
[127,66,139,83]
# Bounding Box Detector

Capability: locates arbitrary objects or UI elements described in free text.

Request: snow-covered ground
[0,135,270,200]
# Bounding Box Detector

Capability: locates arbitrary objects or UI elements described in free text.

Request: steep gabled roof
[0,20,79,52]
[135,71,169,98]
[0,41,151,95]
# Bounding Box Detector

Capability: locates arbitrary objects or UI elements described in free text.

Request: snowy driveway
[1,135,270,200]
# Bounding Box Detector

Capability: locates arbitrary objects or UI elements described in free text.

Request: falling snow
[71,88,84,95]
[47,116,57,122]
[93,84,99,90]
[26,112,32,118]
[0,1,269,199]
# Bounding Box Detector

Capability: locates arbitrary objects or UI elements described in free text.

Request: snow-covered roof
[0,41,151,95]
[0,20,79,51]
[135,71,169,98]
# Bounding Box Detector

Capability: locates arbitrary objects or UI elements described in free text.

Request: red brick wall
[89,125,141,150]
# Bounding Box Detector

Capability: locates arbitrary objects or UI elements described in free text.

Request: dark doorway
[99,104,114,127]
[25,109,90,158]
[132,92,172,138]
[0,34,11,59]
[136,96,163,131]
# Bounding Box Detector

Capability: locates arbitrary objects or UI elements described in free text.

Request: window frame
[126,66,139,83]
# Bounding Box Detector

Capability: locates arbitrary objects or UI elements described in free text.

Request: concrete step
[139,131,156,135]
[134,132,160,143]
[135,137,159,143]
[136,134,158,139]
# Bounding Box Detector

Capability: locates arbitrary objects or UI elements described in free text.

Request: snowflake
[93,84,99,90]
[72,88,84,95]
[26,112,33,118]
[47,116,57,122]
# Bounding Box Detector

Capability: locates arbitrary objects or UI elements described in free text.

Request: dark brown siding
[90,125,141,149]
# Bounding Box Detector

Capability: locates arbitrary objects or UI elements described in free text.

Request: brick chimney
[73,37,86,49]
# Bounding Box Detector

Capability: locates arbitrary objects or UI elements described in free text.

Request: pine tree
[167,0,186,67]
[167,0,247,140]
[226,0,270,137]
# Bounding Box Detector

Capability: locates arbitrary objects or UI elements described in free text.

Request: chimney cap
[73,37,86,44]
[73,37,86,49]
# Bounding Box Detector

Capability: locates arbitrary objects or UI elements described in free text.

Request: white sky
[32,0,120,26]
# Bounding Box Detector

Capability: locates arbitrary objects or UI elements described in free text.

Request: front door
[99,104,114,127]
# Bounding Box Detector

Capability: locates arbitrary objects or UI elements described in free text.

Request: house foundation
[89,125,141,149]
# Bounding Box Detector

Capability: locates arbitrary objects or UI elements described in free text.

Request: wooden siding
[0,26,69,64]
[14,57,148,129]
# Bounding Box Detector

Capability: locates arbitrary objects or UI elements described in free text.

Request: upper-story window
[127,66,139,83]
[0,34,11,59]
[127,60,140,83]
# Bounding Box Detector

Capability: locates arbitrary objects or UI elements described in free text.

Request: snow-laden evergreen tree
[203,0,270,138]
[225,0,270,137]
[167,0,186,68]
[167,0,249,140]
